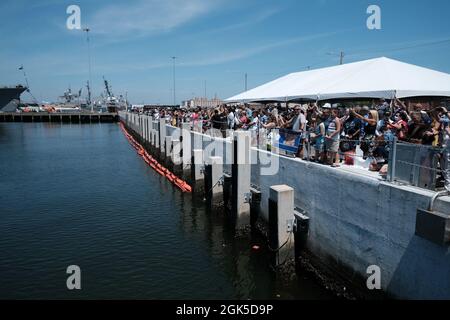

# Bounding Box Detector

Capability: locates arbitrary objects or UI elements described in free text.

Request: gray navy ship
[0,85,27,112]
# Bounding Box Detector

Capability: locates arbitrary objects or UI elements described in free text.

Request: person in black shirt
[341,112,361,152]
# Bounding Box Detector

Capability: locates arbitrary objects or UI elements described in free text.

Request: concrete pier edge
[119,111,450,300]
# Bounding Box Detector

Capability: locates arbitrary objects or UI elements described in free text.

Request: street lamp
[327,51,345,65]
[83,27,93,111]
[172,56,177,106]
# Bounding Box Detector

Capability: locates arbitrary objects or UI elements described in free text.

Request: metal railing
[388,139,446,190]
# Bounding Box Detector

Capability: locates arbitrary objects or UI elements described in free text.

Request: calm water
[0,123,332,299]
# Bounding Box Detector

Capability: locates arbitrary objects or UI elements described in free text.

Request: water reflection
[0,123,333,300]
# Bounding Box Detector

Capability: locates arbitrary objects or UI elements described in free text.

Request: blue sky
[1,0,450,104]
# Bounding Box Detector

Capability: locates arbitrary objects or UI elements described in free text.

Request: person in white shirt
[227,109,235,130]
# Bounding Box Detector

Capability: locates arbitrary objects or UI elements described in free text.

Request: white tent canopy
[226,57,450,103]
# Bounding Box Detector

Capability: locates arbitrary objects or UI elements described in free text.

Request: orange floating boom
[119,122,192,193]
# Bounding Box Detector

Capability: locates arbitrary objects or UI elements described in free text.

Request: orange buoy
[120,122,192,193]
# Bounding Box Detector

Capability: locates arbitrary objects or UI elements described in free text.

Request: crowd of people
[135,98,450,187]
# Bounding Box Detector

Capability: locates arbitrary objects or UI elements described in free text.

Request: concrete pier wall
[251,148,450,300]
[121,113,450,299]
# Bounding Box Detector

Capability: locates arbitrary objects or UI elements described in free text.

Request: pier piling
[165,136,173,165]
[269,185,295,267]
[147,116,152,143]
[231,131,252,228]
[159,118,166,161]
[192,149,205,193]
[181,123,192,178]
[172,138,182,175]
[205,156,223,204]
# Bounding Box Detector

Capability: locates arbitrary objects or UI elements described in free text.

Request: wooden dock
[0,112,119,123]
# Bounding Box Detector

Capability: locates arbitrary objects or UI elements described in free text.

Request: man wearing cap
[287,105,306,132]
[291,105,307,158]
[282,105,305,156]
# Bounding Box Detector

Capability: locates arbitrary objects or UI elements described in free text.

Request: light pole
[83,27,93,111]
[340,51,345,65]
[172,56,177,106]
[204,80,207,100]
[245,73,248,91]
[327,51,345,65]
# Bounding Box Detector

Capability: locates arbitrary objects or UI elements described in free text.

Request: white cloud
[180,31,340,67]
[90,0,220,37]
[41,32,341,76]
[206,7,281,34]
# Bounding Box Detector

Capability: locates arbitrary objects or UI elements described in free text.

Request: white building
[182,97,223,109]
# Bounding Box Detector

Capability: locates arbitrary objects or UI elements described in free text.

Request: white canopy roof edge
[225,57,450,103]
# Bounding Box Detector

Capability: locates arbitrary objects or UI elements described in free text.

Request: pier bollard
[231,131,252,228]
[149,117,153,143]
[159,118,166,149]
[154,131,160,158]
[149,116,154,143]
[151,121,158,148]
[193,130,203,151]
[205,156,223,204]
[137,115,140,136]
[149,122,153,146]
[269,185,295,267]
[192,149,204,193]
[181,123,192,179]
[142,116,145,139]
[146,116,150,143]
[134,114,138,132]
[165,136,172,163]
[172,139,182,175]
[150,129,154,147]
[144,116,147,140]
[153,130,157,150]
[143,116,147,142]
[159,119,166,160]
